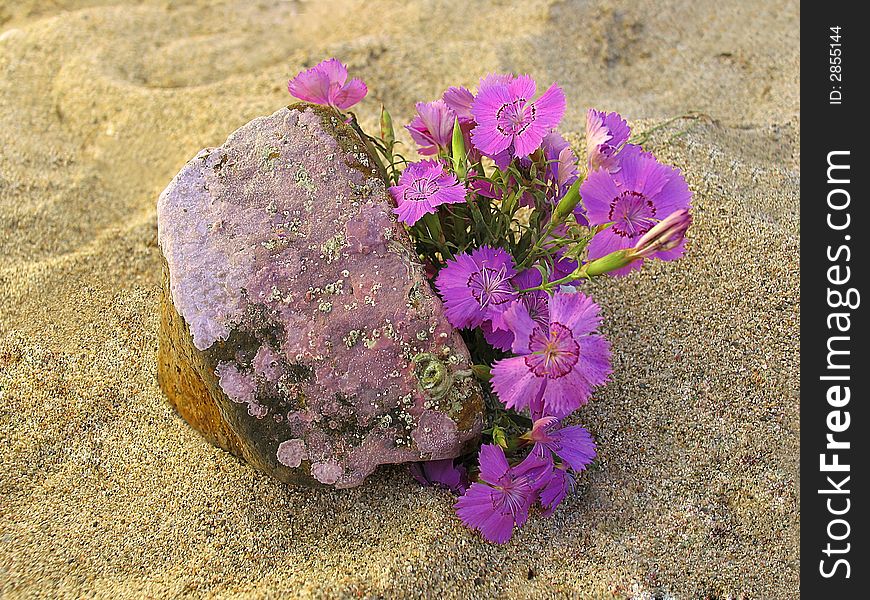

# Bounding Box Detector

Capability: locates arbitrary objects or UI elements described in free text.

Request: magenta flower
[454,445,550,544]
[585,109,630,173]
[406,100,456,156]
[581,144,693,276]
[287,58,367,111]
[435,246,518,329]
[528,416,597,472]
[491,291,611,419]
[471,74,566,161]
[389,159,466,226]
[483,269,549,352]
[409,459,469,494]
[538,462,575,516]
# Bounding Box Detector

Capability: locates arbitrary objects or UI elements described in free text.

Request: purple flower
[542,132,579,202]
[483,269,549,351]
[581,145,693,276]
[454,445,550,544]
[409,459,469,494]
[468,171,501,200]
[491,291,611,419]
[471,74,566,162]
[406,100,456,156]
[551,252,583,285]
[528,416,597,472]
[585,109,630,173]
[389,159,466,226]
[435,246,518,329]
[287,58,367,110]
[538,462,575,516]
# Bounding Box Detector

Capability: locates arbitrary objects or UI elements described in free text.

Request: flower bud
[583,249,634,277]
[379,105,395,147]
[492,425,508,449]
[451,117,467,177]
[471,363,492,381]
[551,177,582,223]
[631,209,691,258]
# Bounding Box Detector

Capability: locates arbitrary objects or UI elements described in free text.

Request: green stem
[515,219,559,271]
[518,264,590,294]
[467,196,493,245]
[346,113,389,182]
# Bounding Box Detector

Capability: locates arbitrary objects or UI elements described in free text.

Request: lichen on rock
[156,103,483,488]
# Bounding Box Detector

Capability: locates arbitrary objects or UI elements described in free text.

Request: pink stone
[156,103,483,488]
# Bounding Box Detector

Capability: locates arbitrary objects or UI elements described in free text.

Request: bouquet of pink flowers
[289,58,692,543]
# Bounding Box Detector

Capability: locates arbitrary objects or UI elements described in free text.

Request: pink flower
[287,58,367,110]
[442,86,475,121]
[491,291,612,419]
[389,159,466,226]
[471,74,566,161]
[406,100,456,156]
[542,132,579,203]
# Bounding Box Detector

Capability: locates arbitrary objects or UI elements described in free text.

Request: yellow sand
[1,1,799,597]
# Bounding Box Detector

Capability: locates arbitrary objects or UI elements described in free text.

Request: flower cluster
[288,59,693,543]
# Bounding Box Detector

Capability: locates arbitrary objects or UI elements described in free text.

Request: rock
[156,104,483,488]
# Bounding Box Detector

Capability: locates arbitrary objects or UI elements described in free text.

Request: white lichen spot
[320,232,346,264]
[294,166,316,192]
[343,330,361,348]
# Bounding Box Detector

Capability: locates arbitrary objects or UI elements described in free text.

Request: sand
[0,0,799,598]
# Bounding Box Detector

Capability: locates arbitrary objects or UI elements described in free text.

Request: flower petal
[548,291,602,339]
[502,301,537,355]
[551,425,597,472]
[531,83,566,130]
[455,483,516,544]
[330,78,367,110]
[580,168,622,226]
[491,357,543,412]
[477,443,510,485]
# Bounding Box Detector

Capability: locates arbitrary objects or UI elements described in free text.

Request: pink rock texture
[156,104,483,488]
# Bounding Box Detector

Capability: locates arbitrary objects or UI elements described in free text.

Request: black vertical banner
[801,3,869,596]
